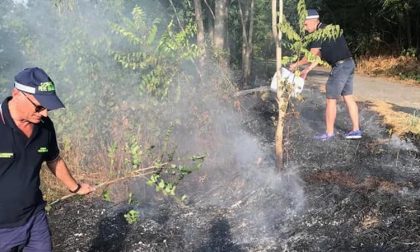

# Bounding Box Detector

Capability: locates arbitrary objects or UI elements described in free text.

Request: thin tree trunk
[272,0,287,171]
[417,15,420,52]
[398,17,403,51]
[238,0,254,88]
[204,0,215,45]
[239,0,248,87]
[214,0,229,67]
[208,17,214,47]
[169,0,203,81]
[405,8,412,49]
[194,0,206,69]
[204,0,215,19]
[247,0,255,86]
[168,0,183,29]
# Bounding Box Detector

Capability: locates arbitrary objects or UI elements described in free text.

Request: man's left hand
[300,69,310,79]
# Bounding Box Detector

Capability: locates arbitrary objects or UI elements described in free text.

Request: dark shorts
[0,210,52,252]
[326,58,355,99]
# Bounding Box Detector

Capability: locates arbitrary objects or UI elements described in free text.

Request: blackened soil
[49,82,420,251]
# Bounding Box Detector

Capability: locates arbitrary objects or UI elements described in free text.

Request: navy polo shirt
[309,23,352,66]
[0,97,59,228]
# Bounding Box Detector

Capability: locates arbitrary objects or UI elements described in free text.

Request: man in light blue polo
[0,67,94,251]
[290,9,362,141]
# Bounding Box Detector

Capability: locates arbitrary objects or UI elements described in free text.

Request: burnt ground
[49,81,420,251]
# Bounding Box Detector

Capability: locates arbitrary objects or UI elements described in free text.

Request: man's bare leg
[325,98,337,135]
[343,95,359,131]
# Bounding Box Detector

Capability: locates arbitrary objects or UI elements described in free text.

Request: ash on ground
[49,82,420,251]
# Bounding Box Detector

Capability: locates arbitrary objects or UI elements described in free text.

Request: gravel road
[309,68,420,110]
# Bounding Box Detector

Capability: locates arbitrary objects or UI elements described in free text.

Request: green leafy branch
[279,0,342,68]
[124,209,140,224]
[146,155,205,197]
[111,6,199,99]
[303,24,342,46]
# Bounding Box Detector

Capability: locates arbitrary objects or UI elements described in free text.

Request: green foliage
[401,48,417,58]
[124,209,140,224]
[303,25,342,46]
[107,143,118,168]
[102,189,112,202]
[126,137,143,169]
[147,174,176,196]
[279,0,342,67]
[296,0,307,34]
[146,155,205,197]
[111,6,199,98]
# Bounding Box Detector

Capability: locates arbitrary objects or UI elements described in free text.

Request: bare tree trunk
[238,0,255,88]
[203,0,215,46]
[208,17,214,47]
[405,8,412,49]
[239,1,248,87]
[194,0,206,69]
[169,0,183,29]
[417,15,420,52]
[398,17,403,51]
[272,0,288,171]
[214,0,229,67]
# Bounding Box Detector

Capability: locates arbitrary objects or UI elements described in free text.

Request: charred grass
[48,85,420,251]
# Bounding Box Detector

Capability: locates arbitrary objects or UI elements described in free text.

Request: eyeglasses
[21,92,47,113]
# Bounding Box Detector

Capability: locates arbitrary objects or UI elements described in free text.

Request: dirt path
[309,67,420,111]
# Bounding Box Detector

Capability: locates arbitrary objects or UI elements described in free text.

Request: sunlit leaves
[146,174,176,196]
[279,0,342,67]
[146,154,205,198]
[304,25,342,46]
[296,0,307,34]
[279,18,300,42]
[111,6,199,99]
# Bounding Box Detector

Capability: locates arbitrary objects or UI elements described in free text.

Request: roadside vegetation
[356,55,420,84]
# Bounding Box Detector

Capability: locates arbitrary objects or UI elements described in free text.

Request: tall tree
[214,0,229,66]
[193,0,206,70]
[237,0,255,88]
[272,0,287,170]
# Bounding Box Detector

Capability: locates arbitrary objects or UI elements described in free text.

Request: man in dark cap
[0,67,94,251]
[290,9,362,141]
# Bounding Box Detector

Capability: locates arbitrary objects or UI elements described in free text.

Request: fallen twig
[233,86,272,97]
[48,163,167,206]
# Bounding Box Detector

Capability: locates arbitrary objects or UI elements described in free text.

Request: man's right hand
[76,183,95,195]
[289,63,298,72]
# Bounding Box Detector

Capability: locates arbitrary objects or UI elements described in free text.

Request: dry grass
[368,100,420,136]
[356,55,420,85]
[359,209,380,230]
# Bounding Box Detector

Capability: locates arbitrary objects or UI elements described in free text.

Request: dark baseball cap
[14,67,65,111]
[306,9,319,20]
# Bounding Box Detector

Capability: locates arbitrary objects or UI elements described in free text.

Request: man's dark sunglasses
[21,91,47,113]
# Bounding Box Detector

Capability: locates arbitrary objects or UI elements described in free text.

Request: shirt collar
[0,103,4,125]
[316,22,323,30]
[1,97,14,128]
